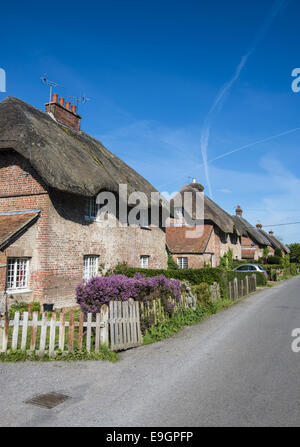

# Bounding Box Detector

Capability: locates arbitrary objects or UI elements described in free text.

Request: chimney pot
[45,96,81,131]
[236,205,243,217]
[256,220,262,229]
[269,230,274,236]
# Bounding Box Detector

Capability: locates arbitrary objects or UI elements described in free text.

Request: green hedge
[112,264,229,298]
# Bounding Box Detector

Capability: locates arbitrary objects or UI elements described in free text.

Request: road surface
[1,277,300,427]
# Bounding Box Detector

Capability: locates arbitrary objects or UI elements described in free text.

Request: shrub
[191,283,211,308]
[112,265,229,298]
[262,247,270,258]
[9,302,28,319]
[167,254,179,270]
[267,255,283,265]
[219,248,233,271]
[274,248,283,257]
[290,263,298,276]
[29,302,41,313]
[76,274,181,315]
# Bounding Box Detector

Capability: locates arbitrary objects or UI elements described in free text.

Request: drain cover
[25,392,69,409]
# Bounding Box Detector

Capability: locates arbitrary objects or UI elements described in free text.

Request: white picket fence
[0,299,143,355]
[109,300,142,351]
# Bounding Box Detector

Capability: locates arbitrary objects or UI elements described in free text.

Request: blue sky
[1,0,300,243]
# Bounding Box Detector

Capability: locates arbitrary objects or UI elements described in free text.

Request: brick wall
[0,150,167,308]
[170,225,242,268]
[241,236,261,260]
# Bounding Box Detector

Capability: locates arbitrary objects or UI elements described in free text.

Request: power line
[263,221,300,228]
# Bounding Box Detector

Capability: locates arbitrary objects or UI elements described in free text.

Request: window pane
[140,256,149,268]
[83,256,98,280]
[86,197,99,218]
[6,258,29,290]
[177,257,188,269]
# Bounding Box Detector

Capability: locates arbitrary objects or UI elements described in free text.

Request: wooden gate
[109,300,142,351]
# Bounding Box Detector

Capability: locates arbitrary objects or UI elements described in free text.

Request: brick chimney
[256,220,262,229]
[236,205,243,217]
[269,230,274,236]
[45,93,81,131]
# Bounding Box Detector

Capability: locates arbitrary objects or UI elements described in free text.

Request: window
[140,255,149,269]
[177,257,188,269]
[83,256,99,280]
[6,258,29,291]
[85,197,99,220]
[230,233,237,244]
[220,232,228,244]
[140,211,150,229]
[236,265,248,271]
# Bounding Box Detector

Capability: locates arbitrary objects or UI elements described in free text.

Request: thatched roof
[257,228,290,254]
[170,183,240,235]
[231,215,270,246]
[0,97,167,209]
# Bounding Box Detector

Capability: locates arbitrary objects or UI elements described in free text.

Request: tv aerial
[40,74,66,104]
[65,93,91,112]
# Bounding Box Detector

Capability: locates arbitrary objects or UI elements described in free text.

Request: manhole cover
[25,392,69,409]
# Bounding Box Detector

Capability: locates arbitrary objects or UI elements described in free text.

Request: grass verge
[142,299,234,345]
[0,346,119,362]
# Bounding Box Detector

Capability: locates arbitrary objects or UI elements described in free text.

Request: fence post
[245,276,249,295]
[100,304,109,347]
[253,274,257,290]
[233,278,238,300]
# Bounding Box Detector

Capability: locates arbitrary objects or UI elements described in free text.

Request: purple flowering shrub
[76,273,181,317]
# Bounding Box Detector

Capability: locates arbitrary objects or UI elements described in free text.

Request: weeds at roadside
[0,346,119,362]
[142,299,234,345]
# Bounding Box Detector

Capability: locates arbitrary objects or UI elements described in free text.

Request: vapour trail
[198,126,300,167]
[200,0,289,198]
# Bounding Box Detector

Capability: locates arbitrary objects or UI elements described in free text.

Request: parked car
[233,264,268,279]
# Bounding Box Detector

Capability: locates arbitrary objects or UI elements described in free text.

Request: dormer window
[140,211,150,229]
[85,197,99,220]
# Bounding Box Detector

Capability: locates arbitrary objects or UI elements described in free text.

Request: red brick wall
[241,236,261,260]
[0,150,167,308]
[0,150,50,304]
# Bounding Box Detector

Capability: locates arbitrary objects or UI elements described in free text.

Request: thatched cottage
[231,206,273,260]
[0,95,168,307]
[166,181,242,268]
[256,222,290,256]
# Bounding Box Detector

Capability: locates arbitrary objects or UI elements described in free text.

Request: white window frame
[85,197,99,221]
[140,212,150,229]
[83,255,99,281]
[177,257,188,269]
[140,255,150,269]
[6,258,30,292]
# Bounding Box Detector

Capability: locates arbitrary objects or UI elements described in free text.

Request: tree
[168,254,179,270]
[219,248,233,271]
[262,246,269,257]
[288,243,300,263]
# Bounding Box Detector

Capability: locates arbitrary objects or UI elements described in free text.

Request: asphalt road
[1,277,300,427]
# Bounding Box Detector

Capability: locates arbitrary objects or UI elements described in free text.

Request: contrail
[199,126,300,167]
[200,0,290,198]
